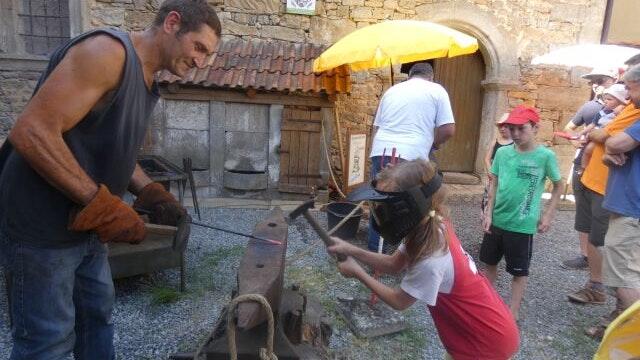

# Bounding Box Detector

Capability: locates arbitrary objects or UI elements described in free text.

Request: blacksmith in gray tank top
[0,1,221,358]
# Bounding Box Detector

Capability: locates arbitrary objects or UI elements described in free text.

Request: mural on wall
[286,0,315,15]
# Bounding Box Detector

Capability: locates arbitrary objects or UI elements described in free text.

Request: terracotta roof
[157,37,350,95]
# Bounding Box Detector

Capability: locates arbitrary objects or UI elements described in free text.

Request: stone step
[443,172,481,185]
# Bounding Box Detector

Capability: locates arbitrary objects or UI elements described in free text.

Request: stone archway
[415,2,520,174]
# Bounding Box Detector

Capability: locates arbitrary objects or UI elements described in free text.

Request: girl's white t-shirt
[398,242,454,306]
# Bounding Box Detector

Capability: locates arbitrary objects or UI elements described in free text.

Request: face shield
[346,172,443,245]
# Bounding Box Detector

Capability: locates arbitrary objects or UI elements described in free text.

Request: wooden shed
[145,38,350,197]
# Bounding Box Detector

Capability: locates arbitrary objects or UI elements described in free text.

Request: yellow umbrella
[593,301,640,360]
[313,20,478,73]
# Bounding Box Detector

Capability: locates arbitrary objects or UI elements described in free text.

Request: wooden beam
[159,86,334,108]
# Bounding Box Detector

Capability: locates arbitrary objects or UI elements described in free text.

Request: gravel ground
[0,198,610,359]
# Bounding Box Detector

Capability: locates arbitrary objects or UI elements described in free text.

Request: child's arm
[328,237,408,274]
[538,179,562,233]
[484,140,494,174]
[336,257,417,311]
[482,173,497,233]
[579,123,595,137]
[580,141,596,169]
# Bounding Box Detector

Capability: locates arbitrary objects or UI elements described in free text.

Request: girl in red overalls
[327,159,519,360]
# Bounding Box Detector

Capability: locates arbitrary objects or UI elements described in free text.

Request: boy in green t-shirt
[481,105,563,321]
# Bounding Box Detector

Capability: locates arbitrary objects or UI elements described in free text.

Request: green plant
[150,286,181,305]
[186,245,245,296]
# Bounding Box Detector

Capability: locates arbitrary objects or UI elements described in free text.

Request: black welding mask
[346,172,443,245]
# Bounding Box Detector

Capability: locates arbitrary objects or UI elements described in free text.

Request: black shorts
[573,179,609,247]
[480,225,533,277]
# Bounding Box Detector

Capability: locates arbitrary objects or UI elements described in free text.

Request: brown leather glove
[133,182,186,226]
[69,184,146,244]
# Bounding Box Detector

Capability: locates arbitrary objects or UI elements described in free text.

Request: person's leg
[586,191,609,291]
[616,287,640,309]
[568,189,608,304]
[510,276,528,320]
[484,265,498,284]
[563,176,591,270]
[0,232,83,360]
[480,226,504,284]
[73,235,115,360]
[503,231,533,321]
[587,242,603,284]
[562,231,589,270]
[603,215,640,310]
[579,231,589,258]
[367,156,383,251]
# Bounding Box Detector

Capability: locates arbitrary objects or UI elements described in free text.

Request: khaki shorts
[603,215,640,288]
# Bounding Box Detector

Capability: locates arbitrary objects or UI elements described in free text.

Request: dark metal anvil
[172,207,330,360]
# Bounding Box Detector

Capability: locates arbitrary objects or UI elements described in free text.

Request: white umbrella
[531,44,640,69]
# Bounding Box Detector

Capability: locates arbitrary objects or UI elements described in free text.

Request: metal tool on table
[288,199,346,262]
[183,157,201,221]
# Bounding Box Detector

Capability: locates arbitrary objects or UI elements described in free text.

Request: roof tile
[158,37,350,94]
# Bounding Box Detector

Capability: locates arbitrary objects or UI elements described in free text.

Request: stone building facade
[0,0,609,195]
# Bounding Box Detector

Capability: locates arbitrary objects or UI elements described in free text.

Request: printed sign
[286,0,316,15]
[346,132,367,189]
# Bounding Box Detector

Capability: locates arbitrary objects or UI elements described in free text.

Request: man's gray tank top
[0,28,159,247]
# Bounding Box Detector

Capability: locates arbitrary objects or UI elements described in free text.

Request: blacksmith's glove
[69,184,146,244]
[133,182,186,226]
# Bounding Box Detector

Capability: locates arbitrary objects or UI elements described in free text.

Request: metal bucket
[326,202,363,240]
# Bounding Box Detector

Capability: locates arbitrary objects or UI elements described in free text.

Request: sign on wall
[286,0,316,15]
[345,132,367,190]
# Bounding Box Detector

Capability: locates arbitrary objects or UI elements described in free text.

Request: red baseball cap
[504,105,540,125]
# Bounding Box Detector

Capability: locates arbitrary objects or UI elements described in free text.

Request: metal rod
[134,206,281,245]
[190,220,282,245]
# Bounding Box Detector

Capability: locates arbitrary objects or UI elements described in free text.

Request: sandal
[568,287,606,305]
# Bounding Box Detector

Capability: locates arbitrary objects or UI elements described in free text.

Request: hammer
[289,200,346,262]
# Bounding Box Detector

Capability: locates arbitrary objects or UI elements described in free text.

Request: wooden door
[433,52,486,172]
[278,107,323,194]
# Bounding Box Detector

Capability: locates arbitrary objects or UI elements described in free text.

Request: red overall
[428,222,520,360]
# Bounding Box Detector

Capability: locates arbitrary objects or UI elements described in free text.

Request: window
[18,0,70,55]
[1,0,81,57]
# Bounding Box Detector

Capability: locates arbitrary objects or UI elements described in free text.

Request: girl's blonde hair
[376,159,450,267]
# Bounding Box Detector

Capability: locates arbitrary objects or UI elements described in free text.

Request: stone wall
[508,65,594,180]
[0,68,42,140]
[0,0,608,186]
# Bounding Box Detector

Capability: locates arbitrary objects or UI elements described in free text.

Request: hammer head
[289,199,315,221]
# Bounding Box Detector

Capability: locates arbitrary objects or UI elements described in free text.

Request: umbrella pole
[389,63,394,87]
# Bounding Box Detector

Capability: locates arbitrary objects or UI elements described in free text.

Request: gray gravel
[0,198,609,359]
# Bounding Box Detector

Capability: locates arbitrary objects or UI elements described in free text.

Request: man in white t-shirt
[367,62,455,251]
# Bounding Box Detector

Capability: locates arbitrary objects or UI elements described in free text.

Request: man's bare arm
[605,132,640,154]
[434,123,455,148]
[8,35,126,205]
[128,164,154,195]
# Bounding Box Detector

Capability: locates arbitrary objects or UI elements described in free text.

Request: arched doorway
[415,2,521,175]
[432,52,486,172]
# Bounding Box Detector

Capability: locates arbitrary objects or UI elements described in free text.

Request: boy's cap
[496,113,509,124]
[504,105,540,125]
[602,83,629,104]
[581,67,618,80]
